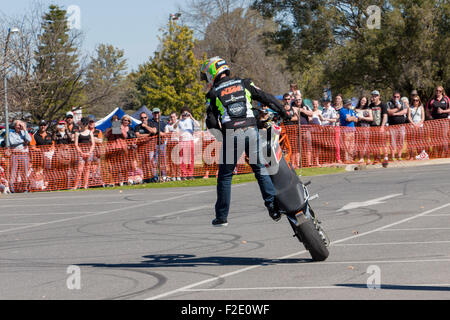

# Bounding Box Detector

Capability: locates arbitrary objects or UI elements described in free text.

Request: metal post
[298,113,303,170]
[3,28,19,148]
[157,119,161,182]
[4,75,9,148]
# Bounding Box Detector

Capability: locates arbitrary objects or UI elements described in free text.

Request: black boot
[267,202,281,222]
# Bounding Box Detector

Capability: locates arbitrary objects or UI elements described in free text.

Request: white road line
[0,190,211,235]
[153,205,210,218]
[0,223,41,226]
[0,202,127,208]
[380,228,450,231]
[0,191,189,202]
[0,212,97,216]
[421,214,450,217]
[331,203,450,245]
[146,202,450,300]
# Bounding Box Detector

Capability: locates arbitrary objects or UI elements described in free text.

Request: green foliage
[33,5,84,121]
[253,0,449,100]
[192,6,291,95]
[131,21,205,119]
[84,44,130,117]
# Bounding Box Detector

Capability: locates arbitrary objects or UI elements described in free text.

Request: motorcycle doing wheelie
[260,109,330,261]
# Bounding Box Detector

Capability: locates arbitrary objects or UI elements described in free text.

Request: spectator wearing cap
[147,108,169,182]
[293,93,313,167]
[134,112,154,183]
[369,90,389,163]
[425,86,450,158]
[53,120,70,145]
[339,99,358,162]
[33,120,53,146]
[65,112,79,144]
[50,120,73,190]
[320,98,338,126]
[354,96,373,164]
[31,120,54,174]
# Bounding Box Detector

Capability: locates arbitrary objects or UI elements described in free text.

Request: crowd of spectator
[279,85,449,167]
[0,107,203,194]
[0,84,449,194]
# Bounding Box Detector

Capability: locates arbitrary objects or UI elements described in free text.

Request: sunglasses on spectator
[436,90,442,93]
[413,99,419,102]
[141,116,148,119]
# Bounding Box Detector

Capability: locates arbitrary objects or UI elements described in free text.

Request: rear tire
[292,220,329,261]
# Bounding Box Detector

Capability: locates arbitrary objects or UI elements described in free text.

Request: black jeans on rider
[215,127,276,221]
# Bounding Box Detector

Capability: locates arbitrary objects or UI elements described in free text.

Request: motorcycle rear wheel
[291,219,329,262]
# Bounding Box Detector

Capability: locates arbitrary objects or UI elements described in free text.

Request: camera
[183,112,189,117]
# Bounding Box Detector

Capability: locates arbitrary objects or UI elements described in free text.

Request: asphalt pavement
[0,161,449,300]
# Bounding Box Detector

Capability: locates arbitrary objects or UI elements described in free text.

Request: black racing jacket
[205,76,288,131]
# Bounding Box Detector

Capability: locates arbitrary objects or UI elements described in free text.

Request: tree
[131,20,205,118]
[31,5,85,121]
[84,44,130,117]
[252,0,449,99]
[182,0,292,95]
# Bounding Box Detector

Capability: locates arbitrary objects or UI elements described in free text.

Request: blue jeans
[215,127,275,221]
[150,143,167,178]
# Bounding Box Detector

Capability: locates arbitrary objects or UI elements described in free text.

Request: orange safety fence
[0,118,449,193]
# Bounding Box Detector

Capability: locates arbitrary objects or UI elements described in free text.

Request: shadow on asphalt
[336,284,450,292]
[80,254,313,268]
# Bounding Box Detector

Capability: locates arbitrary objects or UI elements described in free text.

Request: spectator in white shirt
[319,98,338,126]
[178,107,200,180]
[164,111,181,181]
[8,120,32,193]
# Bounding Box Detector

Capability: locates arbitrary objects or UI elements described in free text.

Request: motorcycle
[260,108,330,261]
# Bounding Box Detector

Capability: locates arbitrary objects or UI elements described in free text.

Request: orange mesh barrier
[0,118,449,193]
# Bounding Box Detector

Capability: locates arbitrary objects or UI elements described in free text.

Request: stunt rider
[200,56,290,227]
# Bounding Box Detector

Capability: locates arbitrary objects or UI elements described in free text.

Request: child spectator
[28,163,48,192]
[127,160,144,185]
[0,166,11,194]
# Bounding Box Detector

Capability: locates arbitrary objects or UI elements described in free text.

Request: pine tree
[84,44,129,117]
[132,21,205,119]
[32,5,84,121]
